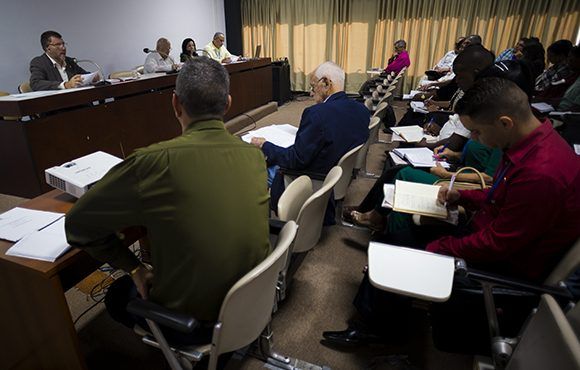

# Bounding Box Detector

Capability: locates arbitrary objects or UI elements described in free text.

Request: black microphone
[143,48,152,53]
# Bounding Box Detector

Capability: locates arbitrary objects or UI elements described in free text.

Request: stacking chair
[128,222,299,370]
[501,294,580,370]
[355,116,381,177]
[275,168,342,301]
[434,238,580,368]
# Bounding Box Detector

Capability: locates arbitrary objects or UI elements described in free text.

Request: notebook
[391,147,450,168]
[393,180,447,218]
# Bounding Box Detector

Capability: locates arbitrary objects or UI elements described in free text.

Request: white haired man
[251,61,370,224]
[203,32,232,63]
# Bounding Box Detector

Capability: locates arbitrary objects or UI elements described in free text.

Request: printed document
[0,207,64,242]
[6,218,70,262]
[242,124,297,148]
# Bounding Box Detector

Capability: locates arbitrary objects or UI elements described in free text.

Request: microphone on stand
[73,58,110,86]
[195,49,212,58]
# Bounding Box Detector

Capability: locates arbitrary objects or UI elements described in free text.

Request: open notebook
[393,180,448,218]
[391,147,450,168]
[241,124,298,148]
[391,125,438,143]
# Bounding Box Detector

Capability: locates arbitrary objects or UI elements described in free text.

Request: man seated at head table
[65,57,271,345]
[29,30,98,91]
[203,32,233,64]
[250,61,370,224]
[144,37,179,73]
[322,77,580,348]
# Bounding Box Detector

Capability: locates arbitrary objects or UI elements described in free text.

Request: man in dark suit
[251,61,370,223]
[29,30,90,91]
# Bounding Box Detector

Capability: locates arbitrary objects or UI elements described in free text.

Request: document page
[391,126,424,142]
[80,71,98,87]
[393,180,447,218]
[241,125,297,148]
[410,101,429,114]
[0,207,64,242]
[6,218,70,262]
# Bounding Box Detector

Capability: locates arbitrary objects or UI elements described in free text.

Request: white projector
[45,151,123,198]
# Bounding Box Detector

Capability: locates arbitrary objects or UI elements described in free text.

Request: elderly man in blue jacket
[251,61,370,224]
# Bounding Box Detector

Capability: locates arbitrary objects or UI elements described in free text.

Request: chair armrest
[455,261,574,301]
[127,298,199,333]
[279,167,326,181]
[269,218,287,235]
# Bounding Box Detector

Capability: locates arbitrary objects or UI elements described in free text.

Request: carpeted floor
[0,96,473,370]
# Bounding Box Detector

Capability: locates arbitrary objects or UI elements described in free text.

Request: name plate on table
[368,242,455,302]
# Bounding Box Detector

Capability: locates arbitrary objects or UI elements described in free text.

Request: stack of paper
[392,147,450,168]
[0,208,64,242]
[393,180,447,218]
[80,71,99,87]
[391,125,437,143]
[6,218,70,262]
[241,124,298,148]
[574,144,580,155]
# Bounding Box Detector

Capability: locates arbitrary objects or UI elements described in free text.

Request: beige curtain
[241,0,579,92]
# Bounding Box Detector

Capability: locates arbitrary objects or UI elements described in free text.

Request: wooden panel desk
[0,58,273,199]
[0,190,96,370]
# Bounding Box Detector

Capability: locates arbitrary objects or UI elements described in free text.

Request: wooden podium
[0,58,272,198]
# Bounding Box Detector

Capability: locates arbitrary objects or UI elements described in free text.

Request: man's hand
[426,99,440,112]
[131,265,154,299]
[437,185,460,206]
[424,121,441,136]
[430,162,450,178]
[433,146,460,161]
[250,137,266,148]
[64,75,83,89]
[221,57,232,64]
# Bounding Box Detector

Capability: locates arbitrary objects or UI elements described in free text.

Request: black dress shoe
[321,327,383,347]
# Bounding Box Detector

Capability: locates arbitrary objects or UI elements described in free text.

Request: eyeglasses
[48,41,67,48]
[310,77,331,92]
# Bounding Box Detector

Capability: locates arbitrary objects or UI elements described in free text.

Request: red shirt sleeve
[426,173,564,263]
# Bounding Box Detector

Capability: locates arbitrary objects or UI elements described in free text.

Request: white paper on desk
[79,72,98,87]
[6,218,70,262]
[531,102,555,113]
[381,184,395,208]
[574,144,580,155]
[0,208,64,242]
[392,147,450,168]
[403,90,422,100]
[410,101,429,114]
[242,125,296,148]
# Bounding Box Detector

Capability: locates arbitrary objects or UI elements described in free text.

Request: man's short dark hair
[41,30,62,51]
[454,44,495,71]
[547,39,574,57]
[175,57,229,120]
[477,60,534,98]
[455,77,531,124]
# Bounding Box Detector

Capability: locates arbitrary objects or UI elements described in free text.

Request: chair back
[505,294,580,370]
[544,238,580,286]
[293,167,342,253]
[18,82,32,93]
[209,221,297,369]
[333,144,364,200]
[277,175,313,222]
[355,117,380,171]
[364,98,374,111]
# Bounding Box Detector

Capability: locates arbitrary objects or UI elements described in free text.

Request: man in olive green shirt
[65,58,270,340]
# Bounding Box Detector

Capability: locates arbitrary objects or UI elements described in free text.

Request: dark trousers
[105,275,214,346]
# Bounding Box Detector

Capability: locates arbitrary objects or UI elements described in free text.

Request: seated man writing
[322,76,580,348]
[65,57,270,345]
[251,61,369,223]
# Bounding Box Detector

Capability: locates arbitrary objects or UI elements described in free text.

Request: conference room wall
[0,0,226,94]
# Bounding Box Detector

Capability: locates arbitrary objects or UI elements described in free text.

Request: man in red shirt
[322,77,580,348]
[430,77,580,281]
